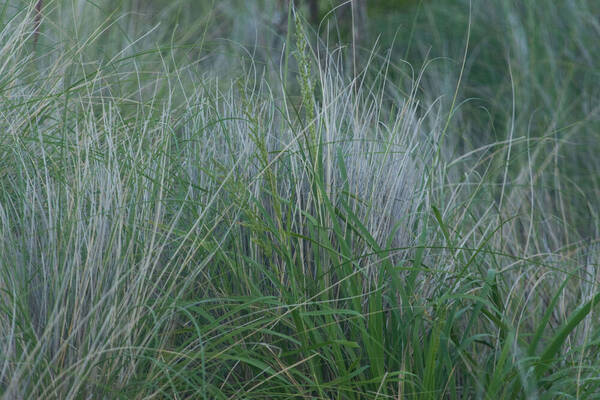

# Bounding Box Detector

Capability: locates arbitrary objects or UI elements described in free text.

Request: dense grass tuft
[0,0,599,398]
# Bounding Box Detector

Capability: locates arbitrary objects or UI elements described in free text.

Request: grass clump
[0,0,599,398]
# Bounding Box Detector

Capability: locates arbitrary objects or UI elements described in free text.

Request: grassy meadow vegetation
[1,0,599,398]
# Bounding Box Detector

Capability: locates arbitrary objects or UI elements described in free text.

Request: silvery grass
[0,0,599,398]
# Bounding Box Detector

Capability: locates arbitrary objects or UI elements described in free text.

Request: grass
[0,0,599,398]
